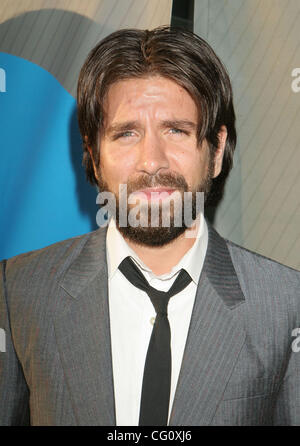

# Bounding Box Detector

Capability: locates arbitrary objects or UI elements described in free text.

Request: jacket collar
[59,221,244,308]
[56,222,245,425]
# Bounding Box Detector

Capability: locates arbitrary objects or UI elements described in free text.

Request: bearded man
[1,26,299,426]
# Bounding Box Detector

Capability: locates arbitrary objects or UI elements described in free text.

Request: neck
[123,218,201,276]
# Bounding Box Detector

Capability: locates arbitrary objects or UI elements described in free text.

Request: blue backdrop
[0,52,98,260]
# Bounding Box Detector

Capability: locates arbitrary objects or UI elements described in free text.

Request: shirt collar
[106,214,208,285]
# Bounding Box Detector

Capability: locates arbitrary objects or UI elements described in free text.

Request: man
[0,26,300,426]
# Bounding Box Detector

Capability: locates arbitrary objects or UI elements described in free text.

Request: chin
[117,224,187,247]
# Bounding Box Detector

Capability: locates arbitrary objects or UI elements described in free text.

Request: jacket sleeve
[272,284,300,426]
[0,260,30,426]
[272,346,300,425]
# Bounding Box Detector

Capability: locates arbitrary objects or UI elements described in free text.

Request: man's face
[92,75,225,246]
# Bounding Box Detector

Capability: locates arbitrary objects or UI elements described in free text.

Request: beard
[97,158,214,247]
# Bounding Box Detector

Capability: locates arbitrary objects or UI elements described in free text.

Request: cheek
[100,148,136,183]
[172,148,208,184]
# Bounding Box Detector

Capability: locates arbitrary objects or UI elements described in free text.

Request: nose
[135,131,169,176]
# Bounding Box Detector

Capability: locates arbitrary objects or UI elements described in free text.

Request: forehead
[103,75,198,122]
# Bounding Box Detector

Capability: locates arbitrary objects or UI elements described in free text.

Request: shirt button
[150,316,156,326]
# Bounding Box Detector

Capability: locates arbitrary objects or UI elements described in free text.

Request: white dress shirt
[106,214,208,426]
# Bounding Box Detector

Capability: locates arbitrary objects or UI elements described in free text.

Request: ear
[85,136,99,181]
[213,125,227,178]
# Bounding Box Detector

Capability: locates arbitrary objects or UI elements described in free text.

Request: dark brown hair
[77,26,236,205]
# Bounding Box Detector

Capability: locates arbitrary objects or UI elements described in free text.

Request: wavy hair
[77,26,236,205]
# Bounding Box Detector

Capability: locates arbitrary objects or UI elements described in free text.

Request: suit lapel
[169,224,246,425]
[53,226,116,425]
[52,222,246,426]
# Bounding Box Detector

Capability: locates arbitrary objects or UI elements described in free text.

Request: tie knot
[118,257,192,316]
[147,287,170,315]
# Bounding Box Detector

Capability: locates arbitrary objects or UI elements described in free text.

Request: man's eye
[114,131,135,140]
[169,128,187,135]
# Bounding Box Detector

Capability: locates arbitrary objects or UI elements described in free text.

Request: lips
[130,188,176,200]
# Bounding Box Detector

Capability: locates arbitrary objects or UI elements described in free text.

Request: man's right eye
[113,131,135,139]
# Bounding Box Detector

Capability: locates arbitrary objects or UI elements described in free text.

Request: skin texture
[90,75,227,274]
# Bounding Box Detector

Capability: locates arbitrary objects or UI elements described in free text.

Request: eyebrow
[105,121,142,135]
[105,119,197,136]
[160,120,197,131]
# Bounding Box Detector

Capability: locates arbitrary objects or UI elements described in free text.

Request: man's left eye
[120,131,135,137]
[113,131,135,140]
[169,128,186,135]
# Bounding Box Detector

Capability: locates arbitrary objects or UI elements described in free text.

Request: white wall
[0,0,172,96]
[195,0,300,270]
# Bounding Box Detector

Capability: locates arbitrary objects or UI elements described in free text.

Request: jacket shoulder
[2,231,98,281]
[225,238,300,313]
[226,238,300,278]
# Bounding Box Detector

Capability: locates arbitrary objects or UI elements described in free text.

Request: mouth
[129,187,177,201]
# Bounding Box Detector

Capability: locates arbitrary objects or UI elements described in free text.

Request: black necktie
[118,256,192,426]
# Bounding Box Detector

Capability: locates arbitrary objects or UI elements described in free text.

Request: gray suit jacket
[0,224,300,426]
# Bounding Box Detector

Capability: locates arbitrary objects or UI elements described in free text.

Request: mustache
[126,172,189,195]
